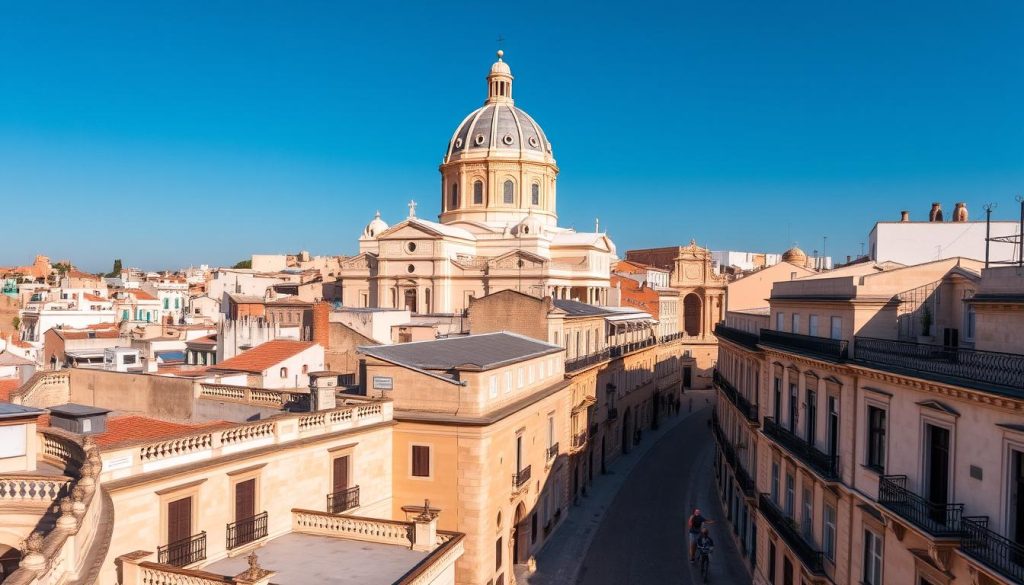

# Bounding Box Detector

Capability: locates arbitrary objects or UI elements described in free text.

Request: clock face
[684,265,701,279]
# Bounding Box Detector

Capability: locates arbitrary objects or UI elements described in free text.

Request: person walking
[687,508,715,563]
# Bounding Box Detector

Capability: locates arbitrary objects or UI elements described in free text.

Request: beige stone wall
[727,261,816,312]
[68,369,196,419]
[468,290,555,343]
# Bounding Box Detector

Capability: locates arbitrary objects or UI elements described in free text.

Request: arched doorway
[511,502,526,565]
[404,289,417,313]
[683,293,702,336]
[621,407,632,455]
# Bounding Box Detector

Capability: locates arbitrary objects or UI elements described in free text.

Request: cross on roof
[408,199,417,218]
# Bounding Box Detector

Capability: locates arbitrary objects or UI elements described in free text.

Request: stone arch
[512,501,527,565]
[683,293,702,336]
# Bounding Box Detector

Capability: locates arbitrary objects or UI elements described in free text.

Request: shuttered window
[412,445,431,477]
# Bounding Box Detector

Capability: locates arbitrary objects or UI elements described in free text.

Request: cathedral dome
[782,246,808,264]
[361,211,389,239]
[443,51,553,165]
[513,211,546,237]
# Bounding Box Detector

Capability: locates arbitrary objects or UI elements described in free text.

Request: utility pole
[983,203,996,269]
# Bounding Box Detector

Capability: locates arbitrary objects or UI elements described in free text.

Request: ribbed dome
[782,246,808,264]
[444,103,552,163]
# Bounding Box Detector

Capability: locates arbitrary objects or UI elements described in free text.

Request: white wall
[870,221,1020,265]
[259,344,325,389]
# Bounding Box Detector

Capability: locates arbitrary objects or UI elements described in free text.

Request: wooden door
[235,479,255,521]
[167,497,192,544]
[333,456,350,494]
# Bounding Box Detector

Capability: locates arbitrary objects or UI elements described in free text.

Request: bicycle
[696,543,713,582]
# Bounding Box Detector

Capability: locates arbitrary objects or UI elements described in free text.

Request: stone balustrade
[99,400,392,479]
[292,509,413,547]
[197,383,301,408]
[0,476,71,504]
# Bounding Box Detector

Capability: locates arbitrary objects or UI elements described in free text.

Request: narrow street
[575,404,752,585]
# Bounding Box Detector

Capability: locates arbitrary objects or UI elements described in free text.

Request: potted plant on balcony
[918,305,934,344]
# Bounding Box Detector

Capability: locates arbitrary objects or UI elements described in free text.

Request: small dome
[362,211,389,239]
[490,50,511,75]
[782,246,808,264]
[513,211,545,237]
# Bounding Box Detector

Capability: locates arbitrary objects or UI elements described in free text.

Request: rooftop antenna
[859,242,865,257]
[1018,195,1024,268]
[983,202,996,268]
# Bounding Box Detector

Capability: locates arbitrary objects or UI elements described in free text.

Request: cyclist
[695,527,715,580]
[687,508,715,563]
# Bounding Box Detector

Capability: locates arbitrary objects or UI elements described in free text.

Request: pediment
[378,222,445,241]
[340,253,376,270]
[488,250,548,270]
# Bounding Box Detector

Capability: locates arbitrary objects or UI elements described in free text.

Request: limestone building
[339,52,616,314]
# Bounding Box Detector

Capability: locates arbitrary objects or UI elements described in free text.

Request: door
[1011,451,1024,560]
[683,367,692,389]
[788,384,798,432]
[404,289,417,313]
[167,496,192,565]
[782,556,793,585]
[234,479,256,544]
[925,424,951,522]
[805,390,817,446]
[332,455,350,511]
[827,396,839,457]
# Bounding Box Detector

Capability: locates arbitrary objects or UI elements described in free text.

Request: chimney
[312,300,330,349]
[308,372,337,412]
[929,202,944,222]
[846,255,852,263]
[900,210,910,222]
[953,202,968,222]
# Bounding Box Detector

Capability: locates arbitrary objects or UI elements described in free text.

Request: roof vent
[48,403,110,435]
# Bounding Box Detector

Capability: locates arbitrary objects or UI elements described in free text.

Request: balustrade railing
[710,412,756,497]
[876,475,963,537]
[513,465,532,489]
[713,324,761,351]
[226,512,268,550]
[713,370,758,421]
[854,336,1024,393]
[759,329,848,362]
[659,332,684,343]
[762,417,839,480]
[565,349,610,373]
[961,516,1024,582]
[758,494,826,575]
[327,485,360,514]
[0,476,71,504]
[157,532,207,567]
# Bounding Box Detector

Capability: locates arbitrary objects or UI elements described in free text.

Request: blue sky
[1,1,1022,272]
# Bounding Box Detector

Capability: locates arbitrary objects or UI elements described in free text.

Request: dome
[361,211,389,239]
[513,211,546,237]
[782,246,808,264]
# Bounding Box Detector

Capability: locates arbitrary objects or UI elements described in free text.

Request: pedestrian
[687,508,715,563]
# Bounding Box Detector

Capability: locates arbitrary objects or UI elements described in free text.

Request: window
[163,298,169,309]
[504,371,512,394]
[773,377,782,421]
[474,180,484,204]
[823,503,836,561]
[495,536,502,571]
[808,314,819,336]
[174,298,180,309]
[517,367,524,388]
[450,183,459,209]
[963,304,976,341]
[771,461,780,503]
[788,383,798,432]
[866,406,887,471]
[768,541,777,585]
[547,415,555,449]
[830,316,842,340]
[801,487,813,541]
[791,314,800,334]
[411,445,431,477]
[280,367,288,378]
[489,375,498,398]
[123,354,137,365]
[863,528,883,585]
[503,180,514,204]
[785,473,795,516]
[776,312,785,331]
[531,183,539,205]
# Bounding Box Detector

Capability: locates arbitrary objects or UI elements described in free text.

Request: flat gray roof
[360,332,561,371]
[552,299,615,317]
[204,533,428,585]
[49,403,111,417]
[0,402,45,420]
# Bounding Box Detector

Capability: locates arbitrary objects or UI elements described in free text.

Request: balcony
[607,407,619,422]
[226,511,268,550]
[854,336,1024,395]
[759,329,848,362]
[961,516,1024,583]
[571,431,588,452]
[327,485,360,514]
[546,443,559,462]
[659,332,684,344]
[762,417,839,481]
[876,475,963,538]
[513,465,532,490]
[712,369,758,422]
[710,411,755,497]
[565,349,610,373]
[713,324,761,352]
[157,532,207,567]
[758,494,826,575]
[609,336,657,359]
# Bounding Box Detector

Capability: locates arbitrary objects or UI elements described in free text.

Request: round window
[474,134,486,146]
[454,137,463,148]
[407,264,415,274]
[502,133,515,145]
[407,242,417,253]
[528,136,539,148]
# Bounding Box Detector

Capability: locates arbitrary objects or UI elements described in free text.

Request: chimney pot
[929,202,944,222]
[900,210,910,222]
[953,202,968,222]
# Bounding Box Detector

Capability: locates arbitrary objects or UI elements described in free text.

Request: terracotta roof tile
[90,415,229,448]
[128,290,158,301]
[208,339,314,374]
[0,378,22,402]
[83,293,109,302]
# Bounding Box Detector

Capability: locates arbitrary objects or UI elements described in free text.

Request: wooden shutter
[333,456,350,493]
[412,445,430,477]
[234,479,256,521]
[167,497,192,543]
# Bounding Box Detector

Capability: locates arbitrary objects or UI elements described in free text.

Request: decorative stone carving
[57,496,78,530]
[71,485,87,514]
[20,532,45,570]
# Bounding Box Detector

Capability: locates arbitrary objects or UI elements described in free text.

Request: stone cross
[408,200,417,218]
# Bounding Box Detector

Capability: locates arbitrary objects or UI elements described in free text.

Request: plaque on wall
[372,376,394,390]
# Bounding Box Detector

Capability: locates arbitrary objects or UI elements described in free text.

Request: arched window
[280,367,288,378]
[503,180,514,204]
[531,183,540,206]
[450,183,459,209]
[302,364,309,375]
[473,180,484,204]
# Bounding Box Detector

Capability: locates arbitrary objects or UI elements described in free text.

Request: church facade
[339,51,616,314]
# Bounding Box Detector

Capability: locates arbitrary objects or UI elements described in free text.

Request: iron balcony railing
[513,465,532,489]
[710,411,756,497]
[659,332,684,343]
[961,516,1024,583]
[327,485,360,514]
[854,336,1024,394]
[714,324,761,351]
[759,329,849,362]
[877,475,963,537]
[758,493,826,575]
[607,407,619,422]
[609,337,657,359]
[546,443,559,461]
[713,369,758,422]
[158,532,207,567]
[762,417,840,481]
[226,511,268,550]
[565,349,611,373]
